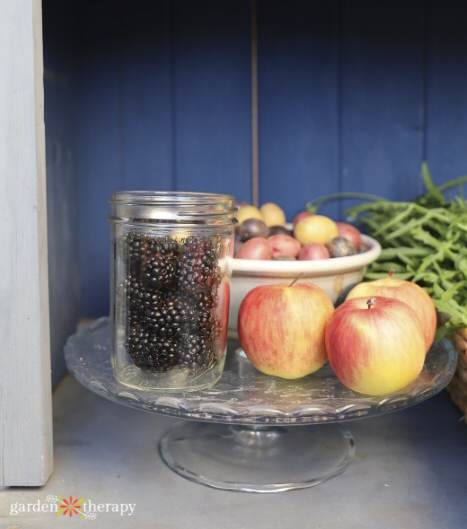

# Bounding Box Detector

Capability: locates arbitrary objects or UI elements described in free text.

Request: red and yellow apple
[346,273,436,352]
[325,296,426,395]
[238,283,334,379]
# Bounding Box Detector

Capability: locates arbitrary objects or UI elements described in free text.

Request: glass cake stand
[64,318,457,493]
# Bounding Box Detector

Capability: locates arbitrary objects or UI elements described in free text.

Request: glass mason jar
[109,191,235,392]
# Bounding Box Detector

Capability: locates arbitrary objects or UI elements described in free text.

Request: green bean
[340,166,467,337]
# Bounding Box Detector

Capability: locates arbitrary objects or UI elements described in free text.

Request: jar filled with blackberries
[109,191,235,391]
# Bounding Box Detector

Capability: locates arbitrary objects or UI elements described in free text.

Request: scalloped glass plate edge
[64,318,458,425]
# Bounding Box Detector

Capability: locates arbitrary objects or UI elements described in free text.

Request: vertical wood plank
[43,0,80,388]
[0,0,53,485]
[251,0,260,207]
[75,1,123,317]
[258,0,340,220]
[173,0,252,201]
[340,0,425,209]
[425,0,467,187]
[121,0,174,190]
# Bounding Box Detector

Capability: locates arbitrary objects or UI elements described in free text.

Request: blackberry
[177,237,221,293]
[124,233,223,374]
[125,277,145,309]
[126,232,149,277]
[127,327,177,372]
[125,276,163,333]
[125,233,178,289]
[142,296,193,339]
[178,332,216,372]
[190,291,221,341]
[126,277,163,309]
[165,296,196,329]
[142,236,178,289]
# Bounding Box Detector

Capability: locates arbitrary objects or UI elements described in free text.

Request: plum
[235,237,272,260]
[326,237,357,258]
[238,218,268,242]
[268,225,292,237]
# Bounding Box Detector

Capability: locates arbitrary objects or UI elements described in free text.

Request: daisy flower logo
[58,496,83,518]
[46,495,97,521]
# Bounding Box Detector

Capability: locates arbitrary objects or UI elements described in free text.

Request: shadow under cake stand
[64,318,457,493]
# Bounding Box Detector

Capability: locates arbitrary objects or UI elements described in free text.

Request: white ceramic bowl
[228,234,381,336]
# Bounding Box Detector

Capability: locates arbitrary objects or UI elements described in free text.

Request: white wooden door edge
[0,0,53,486]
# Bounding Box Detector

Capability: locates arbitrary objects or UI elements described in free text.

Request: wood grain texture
[121,0,174,190]
[61,0,467,317]
[251,0,259,207]
[425,0,467,188]
[0,0,53,485]
[75,1,123,317]
[173,0,251,199]
[43,0,80,388]
[339,0,425,212]
[74,0,251,317]
[258,0,340,220]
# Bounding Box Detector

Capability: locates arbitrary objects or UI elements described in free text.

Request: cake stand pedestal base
[159,422,355,493]
[64,319,457,493]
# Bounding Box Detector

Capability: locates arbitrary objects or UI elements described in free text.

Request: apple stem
[367,298,376,309]
[389,269,395,278]
[289,273,304,287]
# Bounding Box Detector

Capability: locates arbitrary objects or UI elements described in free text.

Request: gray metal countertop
[1,374,466,528]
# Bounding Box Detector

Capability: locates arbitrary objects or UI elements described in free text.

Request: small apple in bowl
[229,230,381,336]
[336,222,362,249]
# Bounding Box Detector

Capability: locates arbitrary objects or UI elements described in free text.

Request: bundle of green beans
[308,163,467,340]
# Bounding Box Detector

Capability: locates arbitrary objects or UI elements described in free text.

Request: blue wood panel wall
[74,1,123,318]
[73,0,251,317]
[43,0,80,387]
[258,0,340,220]
[425,0,467,188]
[121,1,173,190]
[339,1,425,210]
[43,0,467,318]
[173,0,251,196]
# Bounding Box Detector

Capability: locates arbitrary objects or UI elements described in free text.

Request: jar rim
[109,190,236,225]
[110,190,234,207]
